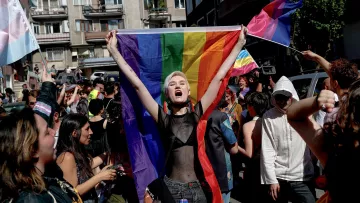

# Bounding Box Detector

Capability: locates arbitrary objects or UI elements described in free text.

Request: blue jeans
[222,192,231,203]
[272,179,315,203]
[164,176,207,203]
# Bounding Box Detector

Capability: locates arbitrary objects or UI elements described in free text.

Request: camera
[108,164,126,179]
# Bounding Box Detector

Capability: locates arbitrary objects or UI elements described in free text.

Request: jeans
[222,192,231,203]
[164,176,207,203]
[271,179,315,203]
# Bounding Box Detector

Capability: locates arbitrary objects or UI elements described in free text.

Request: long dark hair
[56,114,93,179]
[0,108,45,201]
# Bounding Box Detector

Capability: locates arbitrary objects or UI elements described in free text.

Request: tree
[292,0,346,59]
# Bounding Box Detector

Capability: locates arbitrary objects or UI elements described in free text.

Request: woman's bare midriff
[168,145,198,183]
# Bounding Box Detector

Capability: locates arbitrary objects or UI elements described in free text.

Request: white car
[90,72,105,82]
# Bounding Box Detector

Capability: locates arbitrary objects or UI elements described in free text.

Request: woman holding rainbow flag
[105,26,247,203]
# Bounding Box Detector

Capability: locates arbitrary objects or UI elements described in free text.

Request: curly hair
[330,59,359,89]
[0,108,45,201]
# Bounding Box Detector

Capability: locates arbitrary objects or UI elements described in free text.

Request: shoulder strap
[47,191,57,203]
[105,98,114,110]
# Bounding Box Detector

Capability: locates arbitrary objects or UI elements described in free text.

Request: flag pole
[247,33,302,55]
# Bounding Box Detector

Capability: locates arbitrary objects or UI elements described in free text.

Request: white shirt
[260,108,314,184]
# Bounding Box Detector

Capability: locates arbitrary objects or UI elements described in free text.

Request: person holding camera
[56,114,116,203]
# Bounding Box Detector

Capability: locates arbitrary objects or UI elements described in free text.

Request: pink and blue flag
[247,0,303,46]
[231,49,259,76]
[0,0,39,66]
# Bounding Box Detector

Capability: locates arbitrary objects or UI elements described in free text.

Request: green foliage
[292,0,346,54]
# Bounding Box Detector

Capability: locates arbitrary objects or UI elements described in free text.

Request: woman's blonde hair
[163,71,190,95]
[0,108,45,201]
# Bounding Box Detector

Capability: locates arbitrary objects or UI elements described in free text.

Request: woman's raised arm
[201,26,247,112]
[106,30,159,122]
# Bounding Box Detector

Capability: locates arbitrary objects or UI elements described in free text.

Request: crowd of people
[0,26,359,203]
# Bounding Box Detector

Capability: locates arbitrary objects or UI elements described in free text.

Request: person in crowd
[22,60,30,81]
[28,90,39,109]
[3,88,15,104]
[205,94,239,203]
[21,89,30,105]
[238,92,270,203]
[0,106,6,119]
[64,85,80,114]
[106,25,247,202]
[88,78,104,117]
[287,78,360,202]
[77,86,91,118]
[50,65,57,78]
[56,113,116,203]
[52,104,61,148]
[224,87,242,136]
[17,83,28,102]
[88,99,109,158]
[261,76,315,203]
[0,66,82,203]
[114,82,120,98]
[246,69,262,93]
[103,82,115,114]
[237,76,250,108]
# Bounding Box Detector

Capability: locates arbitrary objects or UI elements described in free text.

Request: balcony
[78,57,116,69]
[35,33,70,45]
[85,31,107,42]
[82,4,123,17]
[30,7,68,19]
[148,7,171,21]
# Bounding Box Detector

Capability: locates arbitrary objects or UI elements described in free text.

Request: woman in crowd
[77,86,91,118]
[0,67,81,203]
[88,99,109,157]
[106,25,247,202]
[237,76,250,108]
[287,79,360,202]
[238,92,270,203]
[225,87,242,137]
[56,113,115,203]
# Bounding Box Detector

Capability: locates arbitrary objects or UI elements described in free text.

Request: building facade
[28,0,186,78]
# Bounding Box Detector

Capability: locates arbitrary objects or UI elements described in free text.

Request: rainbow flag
[0,0,39,66]
[247,0,303,46]
[231,49,258,76]
[117,26,241,203]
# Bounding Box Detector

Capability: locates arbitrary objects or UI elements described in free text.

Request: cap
[272,90,292,98]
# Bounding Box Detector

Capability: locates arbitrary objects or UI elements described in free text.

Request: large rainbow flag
[117,26,241,202]
[247,0,303,46]
[0,0,39,66]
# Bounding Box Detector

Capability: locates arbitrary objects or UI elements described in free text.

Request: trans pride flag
[117,26,241,202]
[0,0,39,66]
[247,0,303,46]
[231,49,259,76]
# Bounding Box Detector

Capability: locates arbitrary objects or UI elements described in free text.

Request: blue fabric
[222,192,231,203]
[220,119,237,145]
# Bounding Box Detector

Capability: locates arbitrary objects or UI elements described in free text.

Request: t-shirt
[205,110,237,193]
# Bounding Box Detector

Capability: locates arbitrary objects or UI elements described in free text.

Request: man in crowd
[261,76,315,203]
[205,95,239,203]
[88,78,104,117]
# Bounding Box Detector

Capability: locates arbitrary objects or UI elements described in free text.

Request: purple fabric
[117,34,157,202]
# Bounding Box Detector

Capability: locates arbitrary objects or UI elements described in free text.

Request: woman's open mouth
[175,90,182,97]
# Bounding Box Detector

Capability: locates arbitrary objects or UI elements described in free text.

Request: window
[32,23,40,34]
[186,0,192,14]
[75,20,92,32]
[45,22,61,34]
[73,0,89,6]
[292,78,312,100]
[46,48,64,61]
[174,0,184,8]
[100,19,124,31]
[105,0,121,5]
[207,9,215,26]
[144,0,152,9]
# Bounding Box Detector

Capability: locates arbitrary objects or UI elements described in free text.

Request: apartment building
[27,0,186,78]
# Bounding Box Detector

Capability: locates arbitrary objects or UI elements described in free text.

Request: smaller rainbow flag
[247,0,303,46]
[231,49,258,76]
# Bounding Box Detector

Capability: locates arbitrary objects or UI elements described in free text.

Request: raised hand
[316,90,335,113]
[302,50,319,61]
[106,30,118,53]
[238,25,248,46]
[41,63,54,83]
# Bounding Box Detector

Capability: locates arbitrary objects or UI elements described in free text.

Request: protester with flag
[106,26,247,202]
